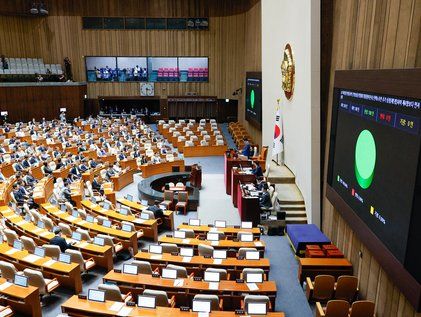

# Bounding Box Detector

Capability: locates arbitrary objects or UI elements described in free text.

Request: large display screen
[85,56,208,83]
[245,72,262,129]
[328,89,421,264]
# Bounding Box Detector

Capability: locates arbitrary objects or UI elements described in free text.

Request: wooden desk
[111,169,136,191]
[0,177,16,206]
[103,271,277,310]
[0,163,14,178]
[120,158,138,170]
[134,252,270,279]
[224,154,252,195]
[62,296,285,317]
[99,154,117,165]
[140,160,185,178]
[40,203,139,254]
[82,200,158,241]
[32,176,54,204]
[183,145,228,157]
[298,258,353,284]
[158,237,266,254]
[117,198,175,231]
[0,242,82,292]
[0,206,114,270]
[53,165,71,179]
[82,165,106,183]
[237,184,260,227]
[177,224,260,238]
[0,277,41,317]
[231,169,256,207]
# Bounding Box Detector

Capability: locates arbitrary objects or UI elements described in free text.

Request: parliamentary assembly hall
[0,0,419,316]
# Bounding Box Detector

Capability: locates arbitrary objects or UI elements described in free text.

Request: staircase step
[285,210,307,216]
[280,204,306,211]
[286,218,308,224]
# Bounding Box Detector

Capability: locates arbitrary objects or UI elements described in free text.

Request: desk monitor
[207,232,219,241]
[161,268,177,279]
[102,219,112,228]
[159,204,166,210]
[102,202,110,210]
[0,235,3,244]
[14,274,28,287]
[241,221,253,229]
[59,253,71,264]
[90,197,97,204]
[60,204,67,211]
[174,230,186,239]
[179,247,194,257]
[34,246,45,257]
[140,212,150,220]
[212,250,227,259]
[13,240,23,251]
[126,194,133,202]
[204,271,220,282]
[138,295,156,309]
[71,231,82,241]
[123,264,138,275]
[72,210,79,218]
[246,302,267,315]
[149,245,162,254]
[93,236,105,246]
[86,215,95,223]
[37,220,45,229]
[245,250,260,260]
[119,207,129,216]
[214,220,226,228]
[189,219,200,226]
[246,272,263,283]
[240,233,253,242]
[141,199,148,206]
[24,214,31,222]
[88,289,106,302]
[121,223,132,232]
[192,299,211,313]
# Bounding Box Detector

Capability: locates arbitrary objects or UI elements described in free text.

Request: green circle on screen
[355,129,376,189]
[250,90,255,109]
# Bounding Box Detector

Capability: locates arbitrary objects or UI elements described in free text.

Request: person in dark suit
[259,184,272,209]
[241,138,252,158]
[252,161,263,178]
[92,176,104,195]
[147,200,164,219]
[49,227,75,252]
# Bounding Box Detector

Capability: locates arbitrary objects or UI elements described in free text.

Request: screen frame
[326,69,421,311]
[245,71,263,130]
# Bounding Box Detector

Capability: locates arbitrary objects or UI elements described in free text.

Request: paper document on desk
[250,192,259,197]
[173,279,184,287]
[182,239,191,244]
[5,249,19,255]
[150,254,162,260]
[33,228,43,234]
[8,215,19,220]
[16,220,26,226]
[213,259,222,265]
[254,241,263,247]
[43,259,57,267]
[182,257,192,263]
[209,228,218,232]
[211,241,219,246]
[133,218,145,224]
[117,306,132,316]
[198,313,209,317]
[66,215,76,222]
[109,302,124,312]
[23,254,41,263]
[78,220,87,225]
[246,283,259,291]
[208,282,219,290]
[0,307,12,317]
[0,282,11,291]
[40,231,51,237]
[77,242,89,248]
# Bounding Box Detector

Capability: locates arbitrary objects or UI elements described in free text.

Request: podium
[224,152,252,195]
[231,168,256,207]
[237,183,260,226]
[189,164,202,189]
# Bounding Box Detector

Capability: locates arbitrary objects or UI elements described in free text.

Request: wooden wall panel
[322,0,421,316]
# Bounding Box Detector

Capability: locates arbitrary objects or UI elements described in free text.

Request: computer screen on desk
[72,232,82,241]
[204,271,220,282]
[88,289,106,302]
[174,230,186,239]
[149,245,162,254]
[121,224,132,232]
[123,264,138,275]
[34,247,45,258]
[247,302,267,315]
[13,240,23,250]
[189,219,200,226]
[207,233,219,241]
[192,299,211,313]
[180,247,194,257]
[213,250,226,259]
[241,221,253,229]
[126,194,133,201]
[214,220,226,228]
[161,268,177,279]
[93,237,105,246]
[14,274,28,287]
[246,251,260,260]
[138,295,156,309]
[246,272,263,283]
[59,253,71,264]
[102,219,112,228]
[240,233,253,242]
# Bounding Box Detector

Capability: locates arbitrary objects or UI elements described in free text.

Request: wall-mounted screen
[116,57,148,82]
[178,57,208,82]
[148,57,178,82]
[85,57,117,82]
[245,72,262,129]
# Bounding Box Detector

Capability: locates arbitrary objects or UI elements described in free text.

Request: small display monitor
[34,246,45,258]
[71,232,82,241]
[126,194,133,201]
[72,210,79,218]
[214,220,226,228]
[137,295,156,309]
[240,233,253,242]
[91,197,97,204]
[123,264,138,275]
[13,240,23,251]
[102,202,110,210]
[161,268,177,279]
[204,271,220,282]
[246,272,263,283]
[174,230,186,239]
[241,221,253,229]
[212,250,227,259]
[119,208,129,216]
[93,237,105,246]
[246,302,267,315]
[149,245,162,254]
[192,299,211,313]
[245,251,260,260]
[121,224,132,232]
[86,215,95,223]
[60,204,67,211]
[179,247,194,257]
[141,199,148,206]
[58,253,71,264]
[140,213,150,220]
[189,219,200,226]
[88,289,106,302]
[37,220,45,229]
[102,219,112,228]
[24,214,31,222]
[207,233,219,241]
[14,274,28,287]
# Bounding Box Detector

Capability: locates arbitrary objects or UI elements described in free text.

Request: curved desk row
[0,277,40,317]
[140,160,185,179]
[177,224,260,238]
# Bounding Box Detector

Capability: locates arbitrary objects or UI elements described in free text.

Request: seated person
[146,200,164,219]
[241,138,252,158]
[92,176,104,195]
[251,161,263,177]
[255,176,266,191]
[259,184,272,209]
[49,227,75,252]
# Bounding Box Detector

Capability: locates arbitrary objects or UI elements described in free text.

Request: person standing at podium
[241,138,252,158]
[259,184,272,209]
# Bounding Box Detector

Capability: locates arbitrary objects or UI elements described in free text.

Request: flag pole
[272,98,281,166]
